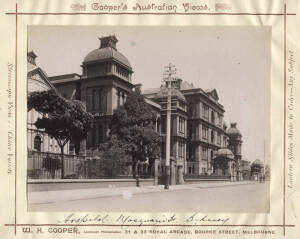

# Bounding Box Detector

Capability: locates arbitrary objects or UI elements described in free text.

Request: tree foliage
[28,89,93,178]
[109,89,161,178]
[28,89,93,148]
[98,135,130,178]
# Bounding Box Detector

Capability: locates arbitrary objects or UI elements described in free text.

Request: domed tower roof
[83,35,132,71]
[226,122,242,136]
[252,159,264,167]
[156,87,186,102]
[215,148,234,160]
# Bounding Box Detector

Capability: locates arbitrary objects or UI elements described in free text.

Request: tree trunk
[60,146,65,179]
[132,160,137,179]
[148,158,154,177]
[50,169,55,179]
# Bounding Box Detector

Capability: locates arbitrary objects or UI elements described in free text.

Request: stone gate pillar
[178,166,184,184]
[154,159,159,185]
[170,160,176,185]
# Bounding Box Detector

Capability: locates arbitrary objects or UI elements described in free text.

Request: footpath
[28,181,256,205]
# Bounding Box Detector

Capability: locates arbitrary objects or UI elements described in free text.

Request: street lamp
[162,63,177,190]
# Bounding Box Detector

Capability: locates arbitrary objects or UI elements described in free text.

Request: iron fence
[27,151,87,179]
[27,151,153,179]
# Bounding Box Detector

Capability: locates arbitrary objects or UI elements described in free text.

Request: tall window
[188,144,194,160]
[210,150,214,161]
[211,110,215,124]
[202,147,208,160]
[211,130,215,144]
[156,118,161,133]
[217,132,221,145]
[178,142,185,157]
[223,136,227,147]
[195,101,200,117]
[117,91,121,107]
[92,89,96,110]
[98,89,102,110]
[188,103,194,117]
[202,125,208,139]
[218,113,222,126]
[202,104,209,119]
[179,117,185,135]
[34,136,42,152]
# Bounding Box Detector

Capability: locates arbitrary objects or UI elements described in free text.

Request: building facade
[143,79,187,184]
[50,35,134,155]
[181,86,229,176]
[227,122,243,180]
[27,51,70,155]
[30,34,245,183]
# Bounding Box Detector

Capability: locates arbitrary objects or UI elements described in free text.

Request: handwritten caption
[20,213,277,236]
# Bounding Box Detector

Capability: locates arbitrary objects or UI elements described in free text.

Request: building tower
[81,35,134,152]
[227,122,243,181]
[49,35,134,154]
[143,78,187,184]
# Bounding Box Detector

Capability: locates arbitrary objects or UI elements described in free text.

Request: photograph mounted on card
[27,26,270,213]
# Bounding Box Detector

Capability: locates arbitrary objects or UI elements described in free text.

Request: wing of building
[27,51,70,155]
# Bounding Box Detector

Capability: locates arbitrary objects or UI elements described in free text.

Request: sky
[28,26,271,163]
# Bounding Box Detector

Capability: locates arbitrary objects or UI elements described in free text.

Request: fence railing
[27,151,87,179]
[27,151,153,179]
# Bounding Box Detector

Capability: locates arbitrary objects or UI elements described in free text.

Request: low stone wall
[184,178,231,184]
[28,178,154,192]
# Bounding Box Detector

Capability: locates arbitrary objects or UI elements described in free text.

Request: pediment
[28,68,54,92]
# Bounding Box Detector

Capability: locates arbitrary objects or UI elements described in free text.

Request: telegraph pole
[263,139,266,177]
[163,63,176,190]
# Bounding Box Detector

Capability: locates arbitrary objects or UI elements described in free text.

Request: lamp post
[163,63,176,190]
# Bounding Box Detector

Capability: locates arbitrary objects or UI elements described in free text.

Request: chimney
[134,83,142,93]
[27,51,37,66]
[230,122,237,128]
[99,35,118,50]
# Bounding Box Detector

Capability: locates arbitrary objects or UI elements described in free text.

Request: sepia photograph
[27,26,271,212]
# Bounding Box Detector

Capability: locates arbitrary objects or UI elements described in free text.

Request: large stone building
[30,34,248,183]
[49,35,161,177]
[142,79,239,180]
[182,85,229,176]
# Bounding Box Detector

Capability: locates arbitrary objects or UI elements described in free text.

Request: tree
[109,88,161,178]
[28,89,93,178]
[43,153,61,179]
[98,135,130,178]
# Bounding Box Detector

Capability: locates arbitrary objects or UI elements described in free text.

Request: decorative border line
[4,224,296,227]
[14,3,18,236]
[283,4,287,236]
[5,2,295,236]
[5,12,296,16]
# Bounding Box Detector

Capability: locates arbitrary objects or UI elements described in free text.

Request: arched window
[92,89,96,110]
[34,135,42,152]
